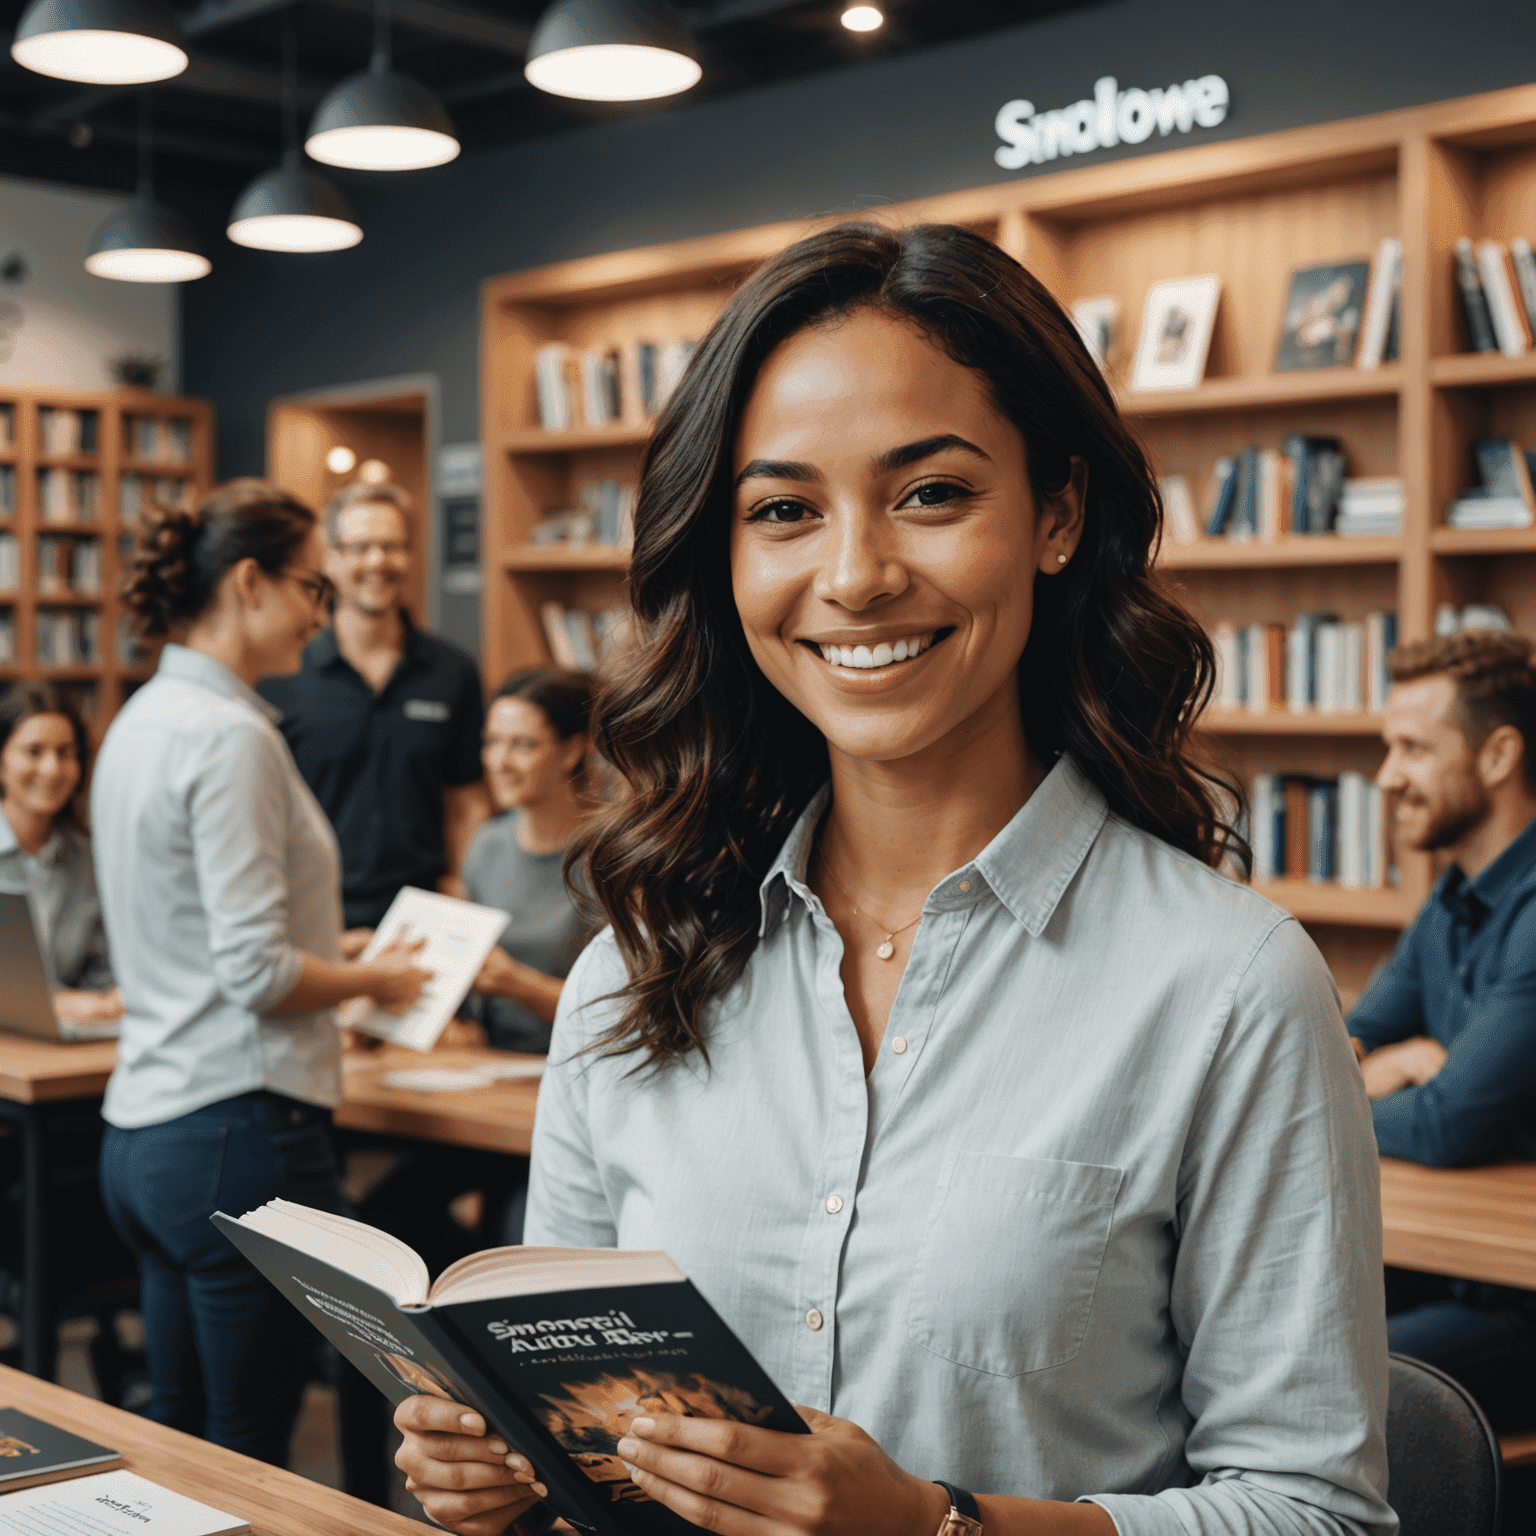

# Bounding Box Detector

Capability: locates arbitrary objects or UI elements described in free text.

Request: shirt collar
[157,643,282,723]
[312,609,426,673]
[1441,811,1536,918]
[757,755,1110,939]
[0,810,72,867]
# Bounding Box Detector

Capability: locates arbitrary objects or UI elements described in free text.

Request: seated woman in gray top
[0,681,119,1023]
[460,667,596,1054]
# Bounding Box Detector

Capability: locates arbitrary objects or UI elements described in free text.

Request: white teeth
[817,632,935,669]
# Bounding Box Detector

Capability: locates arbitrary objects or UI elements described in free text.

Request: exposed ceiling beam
[185,0,534,53]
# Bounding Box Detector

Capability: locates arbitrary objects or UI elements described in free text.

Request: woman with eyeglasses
[92,479,432,1465]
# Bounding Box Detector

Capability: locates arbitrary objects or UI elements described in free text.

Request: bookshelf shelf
[1253,879,1415,927]
[1428,353,1536,388]
[1199,709,1385,736]
[1117,366,1403,418]
[501,425,652,455]
[1429,526,1536,555]
[502,544,630,572]
[1157,535,1402,569]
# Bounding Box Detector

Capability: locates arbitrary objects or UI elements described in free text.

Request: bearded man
[1349,628,1536,1431]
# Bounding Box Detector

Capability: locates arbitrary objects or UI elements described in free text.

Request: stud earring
[1057,553,1068,565]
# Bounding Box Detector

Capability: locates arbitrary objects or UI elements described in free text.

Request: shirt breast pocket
[908,1152,1123,1378]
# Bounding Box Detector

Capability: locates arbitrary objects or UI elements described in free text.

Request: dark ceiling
[0,0,1102,203]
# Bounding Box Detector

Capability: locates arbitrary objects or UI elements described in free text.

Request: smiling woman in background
[0,681,118,1021]
[395,224,1392,1536]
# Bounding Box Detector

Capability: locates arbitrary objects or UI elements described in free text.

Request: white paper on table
[347,886,511,1053]
[0,1471,249,1536]
[381,1060,547,1092]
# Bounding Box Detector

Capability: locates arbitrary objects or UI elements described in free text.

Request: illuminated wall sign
[994,74,1229,170]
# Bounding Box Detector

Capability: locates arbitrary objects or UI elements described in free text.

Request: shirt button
[959,880,971,893]
[825,1195,843,1214]
[891,1036,908,1054]
[805,1309,823,1331]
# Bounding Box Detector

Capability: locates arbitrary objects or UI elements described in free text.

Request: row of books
[0,404,13,451]
[529,478,637,547]
[1446,437,1536,530]
[37,407,98,456]
[35,606,100,664]
[1250,772,1391,888]
[0,464,12,514]
[124,413,194,464]
[121,473,191,520]
[533,339,696,430]
[39,467,99,523]
[37,534,102,595]
[539,601,632,671]
[0,533,14,590]
[1454,236,1536,357]
[1212,610,1398,716]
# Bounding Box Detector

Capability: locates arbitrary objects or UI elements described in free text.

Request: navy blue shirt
[257,614,484,928]
[1348,814,1536,1167]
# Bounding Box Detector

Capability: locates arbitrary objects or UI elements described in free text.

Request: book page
[347,887,511,1052]
[0,1472,247,1536]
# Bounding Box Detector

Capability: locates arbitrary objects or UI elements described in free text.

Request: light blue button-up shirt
[527,756,1393,1536]
[92,644,343,1128]
[0,816,112,989]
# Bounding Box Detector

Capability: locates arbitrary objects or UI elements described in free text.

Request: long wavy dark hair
[572,221,1244,1070]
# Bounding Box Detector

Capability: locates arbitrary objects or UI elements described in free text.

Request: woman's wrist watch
[933,1481,984,1534]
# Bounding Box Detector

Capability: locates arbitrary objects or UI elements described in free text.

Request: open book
[213,1202,805,1536]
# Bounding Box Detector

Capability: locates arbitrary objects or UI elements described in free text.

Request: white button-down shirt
[92,645,343,1128]
[527,756,1393,1536]
[0,816,112,989]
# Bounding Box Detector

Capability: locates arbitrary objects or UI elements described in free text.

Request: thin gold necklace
[816,841,924,960]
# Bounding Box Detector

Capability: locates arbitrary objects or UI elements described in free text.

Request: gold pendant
[876,940,895,960]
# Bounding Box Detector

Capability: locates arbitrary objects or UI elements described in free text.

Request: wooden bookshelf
[481,81,1536,985]
[0,385,214,738]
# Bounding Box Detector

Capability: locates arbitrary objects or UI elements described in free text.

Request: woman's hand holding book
[394,1397,547,1536]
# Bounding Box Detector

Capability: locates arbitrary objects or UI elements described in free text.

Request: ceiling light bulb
[11,0,187,83]
[227,159,363,252]
[358,458,390,484]
[841,5,883,31]
[85,195,209,284]
[525,0,700,102]
[306,68,459,171]
[85,247,210,282]
[326,446,357,474]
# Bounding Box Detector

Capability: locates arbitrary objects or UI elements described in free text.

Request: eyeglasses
[283,568,335,607]
[334,539,410,559]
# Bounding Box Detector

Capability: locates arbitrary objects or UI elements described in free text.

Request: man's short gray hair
[326,481,412,545]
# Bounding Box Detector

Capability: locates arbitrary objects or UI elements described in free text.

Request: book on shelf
[0,609,14,663]
[1475,240,1532,357]
[35,608,98,665]
[1435,601,1511,636]
[579,350,623,429]
[1275,259,1370,371]
[1070,295,1120,371]
[0,403,13,450]
[1250,771,1388,888]
[1356,237,1402,370]
[534,343,574,430]
[1335,476,1405,536]
[71,537,102,594]
[0,464,14,516]
[1212,610,1394,717]
[0,1470,247,1536]
[530,480,637,548]
[1454,238,1500,354]
[1204,455,1238,535]
[535,339,697,431]
[1158,475,1200,544]
[540,602,632,672]
[1446,437,1536,530]
[1200,437,1350,541]
[1511,239,1536,340]
[117,614,147,667]
[0,530,17,590]
[214,1199,807,1536]
[1283,434,1347,534]
[0,1407,122,1492]
[36,534,64,594]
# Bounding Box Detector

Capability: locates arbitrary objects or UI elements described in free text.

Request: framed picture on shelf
[1274,259,1370,371]
[1130,274,1220,392]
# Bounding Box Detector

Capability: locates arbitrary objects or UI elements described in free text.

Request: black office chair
[1387,1352,1502,1536]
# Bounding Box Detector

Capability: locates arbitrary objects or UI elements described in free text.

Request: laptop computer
[0,890,118,1042]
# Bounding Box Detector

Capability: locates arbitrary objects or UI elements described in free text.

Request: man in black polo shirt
[258,482,490,929]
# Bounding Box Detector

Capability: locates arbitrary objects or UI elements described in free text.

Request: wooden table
[0,1365,423,1536]
[334,1044,540,1155]
[1379,1156,1536,1290]
[0,1036,119,1379]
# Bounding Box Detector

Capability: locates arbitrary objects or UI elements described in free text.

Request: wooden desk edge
[0,1367,424,1536]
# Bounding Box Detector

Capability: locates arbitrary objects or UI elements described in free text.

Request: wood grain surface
[0,1036,115,1104]
[1380,1156,1536,1290]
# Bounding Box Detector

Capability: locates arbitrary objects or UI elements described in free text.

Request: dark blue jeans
[99,1092,344,1464]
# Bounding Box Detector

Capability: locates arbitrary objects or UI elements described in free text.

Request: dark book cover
[1282,435,1343,535]
[213,1215,805,1536]
[1231,447,1258,537]
[1383,288,1401,362]
[1473,438,1536,506]
[1205,455,1238,535]
[1275,261,1370,371]
[1455,240,1499,353]
[0,1407,121,1492]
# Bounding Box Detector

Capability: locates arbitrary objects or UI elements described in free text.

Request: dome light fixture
[229,18,363,253]
[306,0,459,171]
[11,0,187,83]
[326,446,358,474]
[85,95,209,283]
[840,5,883,31]
[524,0,701,103]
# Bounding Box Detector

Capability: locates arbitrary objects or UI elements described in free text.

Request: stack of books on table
[1334,477,1405,535]
[1251,772,1390,888]
[1212,610,1396,716]
[1446,437,1535,530]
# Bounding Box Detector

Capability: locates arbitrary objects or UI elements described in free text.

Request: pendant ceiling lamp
[11,0,187,84]
[85,95,209,282]
[524,0,701,102]
[305,0,459,171]
[228,15,362,252]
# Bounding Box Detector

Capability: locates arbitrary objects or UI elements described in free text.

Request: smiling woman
[396,224,1392,1536]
